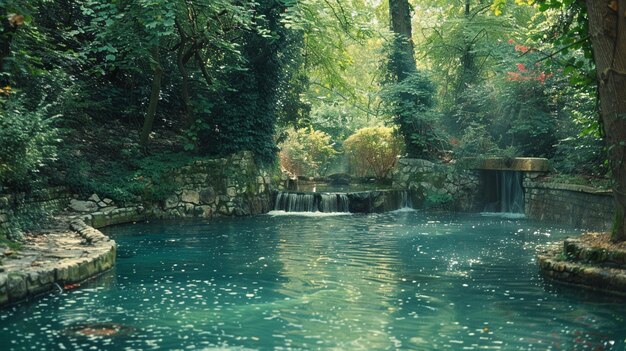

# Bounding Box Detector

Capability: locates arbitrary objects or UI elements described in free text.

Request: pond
[1,211,625,350]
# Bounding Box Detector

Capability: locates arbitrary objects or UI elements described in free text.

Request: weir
[481,170,525,214]
[274,192,350,213]
[273,190,412,213]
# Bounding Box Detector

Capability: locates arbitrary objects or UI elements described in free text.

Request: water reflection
[0,213,625,351]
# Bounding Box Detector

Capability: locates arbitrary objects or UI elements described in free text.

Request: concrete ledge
[0,219,116,307]
[524,181,612,195]
[478,157,549,172]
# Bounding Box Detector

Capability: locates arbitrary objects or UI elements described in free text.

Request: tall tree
[388,0,415,80]
[586,0,626,241]
[386,0,438,159]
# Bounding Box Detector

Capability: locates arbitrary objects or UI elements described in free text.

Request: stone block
[7,273,27,300]
[70,199,98,213]
[200,188,216,204]
[181,190,200,204]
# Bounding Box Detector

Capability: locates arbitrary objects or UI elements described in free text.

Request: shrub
[0,98,58,189]
[380,70,441,159]
[279,127,337,177]
[343,126,404,179]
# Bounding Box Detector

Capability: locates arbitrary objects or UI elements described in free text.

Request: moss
[1,240,22,250]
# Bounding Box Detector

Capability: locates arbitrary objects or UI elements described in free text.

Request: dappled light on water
[266,210,352,217]
[0,213,624,350]
[481,212,527,219]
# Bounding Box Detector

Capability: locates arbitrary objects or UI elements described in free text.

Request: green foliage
[454,124,502,159]
[0,98,58,188]
[62,151,202,205]
[343,126,404,179]
[279,127,337,177]
[380,68,442,158]
[493,78,557,157]
[194,0,296,164]
[424,192,454,210]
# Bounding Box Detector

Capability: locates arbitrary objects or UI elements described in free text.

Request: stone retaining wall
[155,151,273,218]
[524,181,613,229]
[0,186,71,240]
[392,158,479,211]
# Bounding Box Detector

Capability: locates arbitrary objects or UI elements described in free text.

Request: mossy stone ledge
[538,234,626,295]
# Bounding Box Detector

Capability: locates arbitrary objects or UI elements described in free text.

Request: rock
[70,199,98,213]
[200,188,216,204]
[88,194,101,203]
[164,196,179,210]
[99,206,116,213]
[7,274,26,299]
[180,190,200,204]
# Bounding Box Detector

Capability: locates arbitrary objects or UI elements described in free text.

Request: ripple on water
[1,213,624,350]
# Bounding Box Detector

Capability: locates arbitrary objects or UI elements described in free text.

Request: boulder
[70,199,98,213]
[180,190,200,204]
[200,188,216,204]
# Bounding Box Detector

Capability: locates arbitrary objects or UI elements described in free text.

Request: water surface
[1,212,625,350]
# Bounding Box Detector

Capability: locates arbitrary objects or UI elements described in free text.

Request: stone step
[563,237,626,269]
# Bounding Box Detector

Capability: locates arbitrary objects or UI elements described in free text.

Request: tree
[491,0,626,241]
[385,0,440,158]
[586,0,626,241]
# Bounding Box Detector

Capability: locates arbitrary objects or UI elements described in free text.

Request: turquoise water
[1,211,626,350]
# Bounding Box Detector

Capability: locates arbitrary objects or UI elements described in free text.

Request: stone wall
[524,180,613,230]
[392,158,480,211]
[58,151,275,222]
[0,186,71,240]
[154,151,273,218]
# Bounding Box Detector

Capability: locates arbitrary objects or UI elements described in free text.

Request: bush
[343,126,404,179]
[380,70,442,159]
[0,98,58,188]
[279,127,337,177]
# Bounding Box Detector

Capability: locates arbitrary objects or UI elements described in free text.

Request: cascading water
[398,190,412,209]
[483,170,524,214]
[273,192,350,213]
[273,190,411,214]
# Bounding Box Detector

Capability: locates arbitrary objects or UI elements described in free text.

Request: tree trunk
[389,0,416,80]
[586,0,626,241]
[177,44,191,128]
[139,47,164,147]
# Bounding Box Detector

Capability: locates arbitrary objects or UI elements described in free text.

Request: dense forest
[1,1,625,237]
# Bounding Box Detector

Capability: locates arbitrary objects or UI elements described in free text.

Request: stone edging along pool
[538,236,626,296]
[0,214,122,307]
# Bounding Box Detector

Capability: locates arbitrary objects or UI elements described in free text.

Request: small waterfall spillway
[482,170,525,214]
[273,192,350,213]
[272,189,412,214]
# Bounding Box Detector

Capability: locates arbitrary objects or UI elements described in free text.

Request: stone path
[0,214,116,306]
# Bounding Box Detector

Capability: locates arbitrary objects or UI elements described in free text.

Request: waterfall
[398,190,412,209]
[274,192,350,213]
[484,171,524,214]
